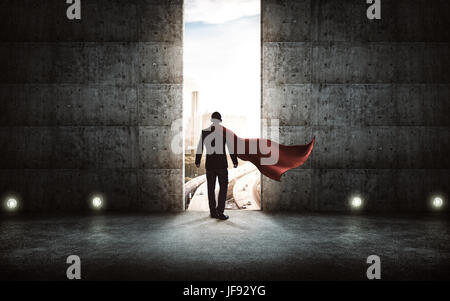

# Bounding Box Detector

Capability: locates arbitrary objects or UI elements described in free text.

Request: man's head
[211,111,222,124]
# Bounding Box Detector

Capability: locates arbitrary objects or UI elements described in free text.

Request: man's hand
[195,164,200,168]
[234,164,238,168]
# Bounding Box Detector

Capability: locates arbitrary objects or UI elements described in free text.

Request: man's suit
[195,124,238,216]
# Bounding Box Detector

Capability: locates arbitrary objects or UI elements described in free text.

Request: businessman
[195,112,238,220]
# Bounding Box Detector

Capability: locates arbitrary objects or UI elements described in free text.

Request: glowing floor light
[432,197,444,209]
[6,198,18,210]
[92,196,103,209]
[351,196,363,209]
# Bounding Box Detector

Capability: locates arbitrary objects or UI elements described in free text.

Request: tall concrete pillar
[261,0,449,212]
[0,0,184,212]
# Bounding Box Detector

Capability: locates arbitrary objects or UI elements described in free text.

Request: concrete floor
[0,211,449,280]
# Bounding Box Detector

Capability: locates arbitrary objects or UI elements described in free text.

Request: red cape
[225,128,315,181]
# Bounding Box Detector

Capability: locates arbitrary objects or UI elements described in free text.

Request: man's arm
[230,152,238,168]
[225,133,238,168]
[195,133,203,167]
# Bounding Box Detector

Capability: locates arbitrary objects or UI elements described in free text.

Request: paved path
[187,163,257,211]
[233,170,261,210]
[1,212,449,280]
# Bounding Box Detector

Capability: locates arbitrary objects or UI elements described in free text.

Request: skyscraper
[187,91,199,151]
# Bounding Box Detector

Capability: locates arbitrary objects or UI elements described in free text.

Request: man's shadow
[175,214,247,230]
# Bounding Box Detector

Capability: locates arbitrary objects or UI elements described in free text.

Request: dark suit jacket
[195,124,238,170]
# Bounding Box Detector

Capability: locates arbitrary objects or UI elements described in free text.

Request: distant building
[190,91,199,149]
[201,112,248,136]
[185,91,200,153]
[185,91,250,153]
[201,113,210,130]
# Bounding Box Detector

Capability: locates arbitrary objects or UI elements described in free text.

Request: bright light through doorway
[184,0,261,138]
[183,0,261,211]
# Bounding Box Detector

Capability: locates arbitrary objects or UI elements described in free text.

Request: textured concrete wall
[262,0,450,211]
[0,0,183,211]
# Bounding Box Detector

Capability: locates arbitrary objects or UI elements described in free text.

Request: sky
[184,0,261,137]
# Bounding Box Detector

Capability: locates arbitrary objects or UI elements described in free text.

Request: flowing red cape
[225,127,315,181]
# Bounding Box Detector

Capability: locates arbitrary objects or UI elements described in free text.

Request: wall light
[3,195,20,211]
[6,198,18,210]
[432,196,444,209]
[91,196,103,209]
[351,196,363,209]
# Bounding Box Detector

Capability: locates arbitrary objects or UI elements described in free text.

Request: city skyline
[185,90,249,151]
[183,0,261,138]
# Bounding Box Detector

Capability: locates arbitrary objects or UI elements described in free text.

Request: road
[187,163,260,211]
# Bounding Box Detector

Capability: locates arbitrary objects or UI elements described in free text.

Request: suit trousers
[206,169,228,215]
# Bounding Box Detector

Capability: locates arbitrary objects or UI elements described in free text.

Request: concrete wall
[262,0,450,211]
[1,0,448,213]
[0,0,183,211]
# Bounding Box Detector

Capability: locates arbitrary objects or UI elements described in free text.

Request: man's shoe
[210,213,218,218]
[216,214,229,220]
